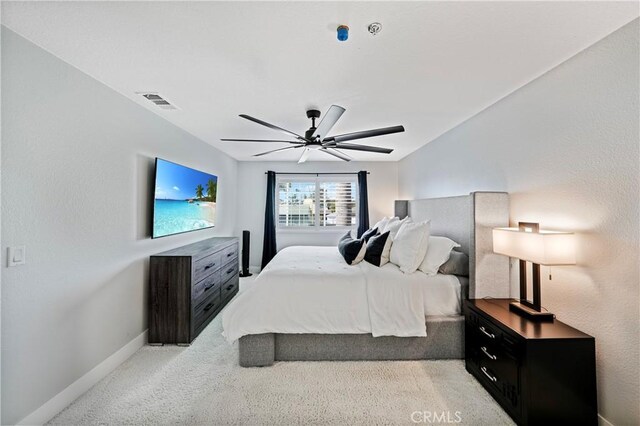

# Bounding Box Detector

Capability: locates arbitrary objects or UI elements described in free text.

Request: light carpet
[49,279,514,425]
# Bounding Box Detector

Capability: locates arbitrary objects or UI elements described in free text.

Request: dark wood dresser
[464,299,597,425]
[149,237,239,345]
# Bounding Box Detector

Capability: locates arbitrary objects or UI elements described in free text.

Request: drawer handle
[227,252,233,257]
[226,284,234,291]
[203,302,215,312]
[481,346,497,360]
[204,263,216,270]
[481,366,498,382]
[479,326,495,339]
[204,284,214,292]
[226,267,234,274]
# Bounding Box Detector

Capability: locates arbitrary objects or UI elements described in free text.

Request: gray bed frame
[238,192,509,367]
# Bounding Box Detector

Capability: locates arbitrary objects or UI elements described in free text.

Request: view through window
[277,176,357,229]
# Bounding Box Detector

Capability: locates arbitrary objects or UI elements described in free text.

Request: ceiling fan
[221,105,405,163]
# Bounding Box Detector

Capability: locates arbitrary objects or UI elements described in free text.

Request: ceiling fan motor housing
[306,109,321,139]
[306,109,321,119]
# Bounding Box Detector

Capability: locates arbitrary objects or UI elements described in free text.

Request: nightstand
[464,299,597,425]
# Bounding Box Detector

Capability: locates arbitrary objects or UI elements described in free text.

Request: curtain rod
[265,172,369,175]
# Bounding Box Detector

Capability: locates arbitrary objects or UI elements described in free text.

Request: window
[277,176,358,230]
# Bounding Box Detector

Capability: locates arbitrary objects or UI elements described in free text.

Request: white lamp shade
[492,227,576,265]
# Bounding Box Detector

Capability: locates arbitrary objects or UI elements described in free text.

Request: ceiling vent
[137,92,178,110]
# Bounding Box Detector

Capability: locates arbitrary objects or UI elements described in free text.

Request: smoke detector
[368,22,382,36]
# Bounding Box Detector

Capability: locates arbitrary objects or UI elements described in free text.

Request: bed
[223,192,509,367]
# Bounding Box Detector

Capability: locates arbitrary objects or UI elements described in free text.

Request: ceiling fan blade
[311,105,346,140]
[239,114,308,141]
[331,142,394,154]
[298,147,311,164]
[320,148,351,162]
[323,125,404,144]
[253,145,303,157]
[221,138,303,144]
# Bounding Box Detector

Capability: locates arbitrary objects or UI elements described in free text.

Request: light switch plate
[8,246,26,267]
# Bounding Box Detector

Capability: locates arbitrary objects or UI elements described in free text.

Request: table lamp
[492,222,576,321]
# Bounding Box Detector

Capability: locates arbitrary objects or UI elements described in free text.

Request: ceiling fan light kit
[222,105,405,163]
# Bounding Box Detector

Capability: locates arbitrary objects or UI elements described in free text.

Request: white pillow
[389,220,431,273]
[384,216,412,239]
[379,233,393,266]
[381,216,398,231]
[372,217,390,233]
[419,236,461,275]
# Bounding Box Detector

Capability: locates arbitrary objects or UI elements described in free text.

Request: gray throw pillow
[438,250,469,276]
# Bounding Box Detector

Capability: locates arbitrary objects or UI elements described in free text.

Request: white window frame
[276,175,358,233]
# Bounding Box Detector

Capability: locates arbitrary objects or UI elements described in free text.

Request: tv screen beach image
[153,159,217,238]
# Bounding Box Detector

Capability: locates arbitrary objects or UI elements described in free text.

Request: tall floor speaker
[239,230,252,277]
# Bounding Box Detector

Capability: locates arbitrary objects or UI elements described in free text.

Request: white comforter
[222,246,461,342]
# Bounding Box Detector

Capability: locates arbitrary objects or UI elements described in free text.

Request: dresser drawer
[221,275,239,301]
[221,243,239,263]
[193,292,221,331]
[193,270,221,305]
[193,251,221,283]
[220,260,238,284]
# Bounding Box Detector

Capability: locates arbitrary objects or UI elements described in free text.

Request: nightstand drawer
[477,358,520,413]
[467,309,520,356]
[469,340,519,384]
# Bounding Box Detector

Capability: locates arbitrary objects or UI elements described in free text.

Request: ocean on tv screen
[153,199,216,238]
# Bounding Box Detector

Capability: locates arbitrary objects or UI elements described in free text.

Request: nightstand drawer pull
[479,326,495,339]
[481,346,497,360]
[481,366,498,382]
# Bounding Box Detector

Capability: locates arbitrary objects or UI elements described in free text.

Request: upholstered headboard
[394,192,509,298]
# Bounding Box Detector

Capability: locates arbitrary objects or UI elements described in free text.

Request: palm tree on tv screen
[195,184,204,200]
[207,179,217,202]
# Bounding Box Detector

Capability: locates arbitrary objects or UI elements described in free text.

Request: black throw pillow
[361,227,379,243]
[338,232,365,265]
[364,231,391,267]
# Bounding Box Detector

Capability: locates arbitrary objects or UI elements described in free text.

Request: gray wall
[235,161,398,271]
[397,20,639,425]
[1,28,238,424]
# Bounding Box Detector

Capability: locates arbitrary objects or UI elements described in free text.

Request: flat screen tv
[152,158,218,238]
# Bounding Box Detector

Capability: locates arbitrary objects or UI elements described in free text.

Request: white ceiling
[2,1,638,162]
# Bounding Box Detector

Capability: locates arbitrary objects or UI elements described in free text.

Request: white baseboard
[17,330,148,426]
[598,414,614,426]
